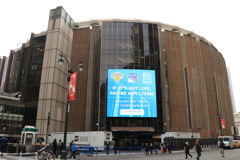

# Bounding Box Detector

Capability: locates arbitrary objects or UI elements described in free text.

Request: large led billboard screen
[107,69,157,117]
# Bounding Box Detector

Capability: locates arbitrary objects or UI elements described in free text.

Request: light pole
[218,114,223,136]
[45,112,50,144]
[57,54,83,159]
[191,128,193,138]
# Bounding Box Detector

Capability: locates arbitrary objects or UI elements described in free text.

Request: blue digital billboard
[107,69,157,117]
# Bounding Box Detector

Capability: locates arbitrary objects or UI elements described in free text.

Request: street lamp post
[96,123,99,131]
[191,128,193,138]
[218,114,223,136]
[57,54,83,159]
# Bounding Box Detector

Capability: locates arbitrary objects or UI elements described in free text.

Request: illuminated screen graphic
[107,69,157,117]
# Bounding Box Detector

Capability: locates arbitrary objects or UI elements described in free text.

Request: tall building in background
[0,56,9,90]
[0,56,5,92]
[227,67,236,113]
[0,6,236,144]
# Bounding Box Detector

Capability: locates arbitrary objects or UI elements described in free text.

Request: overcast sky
[1,0,239,112]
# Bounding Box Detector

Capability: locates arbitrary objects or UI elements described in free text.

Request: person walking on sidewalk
[219,140,225,157]
[153,143,158,154]
[140,143,145,155]
[0,136,8,156]
[106,142,110,155]
[162,143,167,153]
[69,143,76,159]
[150,143,153,154]
[52,139,58,158]
[195,139,202,160]
[185,142,192,159]
[68,140,74,159]
[114,143,119,155]
[144,143,149,155]
[167,143,172,153]
[56,139,63,158]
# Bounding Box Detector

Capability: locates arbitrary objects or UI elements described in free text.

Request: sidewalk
[7,146,218,160]
[52,147,218,159]
[0,147,219,160]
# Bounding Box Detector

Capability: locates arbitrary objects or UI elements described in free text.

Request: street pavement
[0,148,240,160]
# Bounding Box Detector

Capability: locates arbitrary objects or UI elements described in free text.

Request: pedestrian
[56,139,63,158]
[114,143,119,155]
[150,143,153,154]
[69,143,76,159]
[106,142,110,155]
[140,143,145,155]
[183,141,187,151]
[144,143,149,155]
[163,143,167,153]
[153,143,158,154]
[195,139,202,160]
[52,139,58,158]
[0,136,8,156]
[167,143,172,153]
[219,140,225,157]
[37,138,42,144]
[68,140,74,158]
[185,142,192,159]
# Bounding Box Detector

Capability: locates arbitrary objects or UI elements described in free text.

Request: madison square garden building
[0,6,236,144]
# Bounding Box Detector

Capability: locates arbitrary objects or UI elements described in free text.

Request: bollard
[35,152,38,160]
[19,151,22,160]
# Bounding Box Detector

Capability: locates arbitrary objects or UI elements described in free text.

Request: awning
[111,127,155,132]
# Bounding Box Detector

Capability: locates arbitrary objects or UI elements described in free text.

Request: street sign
[209,131,212,134]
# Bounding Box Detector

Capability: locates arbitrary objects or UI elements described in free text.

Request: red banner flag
[68,72,77,101]
[221,119,226,129]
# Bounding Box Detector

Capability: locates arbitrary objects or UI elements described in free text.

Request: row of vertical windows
[0,104,24,134]
[25,36,46,102]
[8,51,21,92]
[99,22,161,131]
[49,7,74,30]
[100,22,159,73]
[20,47,28,92]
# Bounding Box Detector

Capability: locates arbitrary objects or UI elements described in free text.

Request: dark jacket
[0,137,8,147]
[52,140,58,151]
[195,142,202,152]
[219,142,225,148]
[144,145,149,151]
[58,141,63,149]
[167,144,172,150]
[69,141,73,151]
[185,145,190,153]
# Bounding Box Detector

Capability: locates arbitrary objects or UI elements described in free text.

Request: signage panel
[68,72,77,101]
[107,69,157,117]
[221,119,226,129]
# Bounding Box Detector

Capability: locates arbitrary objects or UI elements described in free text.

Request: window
[21,134,25,144]
[66,14,70,24]
[25,133,33,144]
